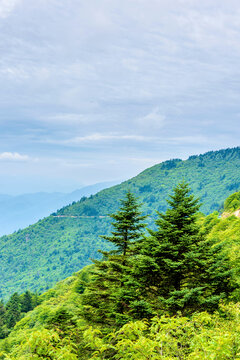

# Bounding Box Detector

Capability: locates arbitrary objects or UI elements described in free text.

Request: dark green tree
[0,300,7,339]
[21,290,33,313]
[5,292,21,328]
[133,181,236,315]
[0,300,5,321]
[101,191,147,256]
[82,191,147,325]
[134,181,207,314]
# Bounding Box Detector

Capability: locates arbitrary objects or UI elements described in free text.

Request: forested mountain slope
[1,147,240,299]
[1,188,240,359]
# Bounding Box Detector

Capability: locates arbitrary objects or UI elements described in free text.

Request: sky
[0,0,240,194]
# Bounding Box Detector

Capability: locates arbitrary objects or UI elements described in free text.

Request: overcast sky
[0,0,240,194]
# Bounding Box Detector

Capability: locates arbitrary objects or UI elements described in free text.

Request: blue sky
[0,0,240,194]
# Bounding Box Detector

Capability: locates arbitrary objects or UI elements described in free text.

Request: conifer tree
[0,300,7,339]
[133,181,236,315]
[134,181,206,314]
[21,290,33,313]
[5,292,21,328]
[101,191,147,255]
[82,191,147,325]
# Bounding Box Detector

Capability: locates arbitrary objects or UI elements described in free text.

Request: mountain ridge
[1,146,240,299]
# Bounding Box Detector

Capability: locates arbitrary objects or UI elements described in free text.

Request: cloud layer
[0,0,240,193]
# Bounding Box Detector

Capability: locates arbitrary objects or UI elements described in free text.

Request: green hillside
[1,147,240,299]
[224,190,240,213]
[1,188,240,359]
[2,266,240,359]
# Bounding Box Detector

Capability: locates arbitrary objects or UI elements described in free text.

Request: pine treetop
[101,191,147,255]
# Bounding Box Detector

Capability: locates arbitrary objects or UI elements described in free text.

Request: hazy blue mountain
[0,181,119,236]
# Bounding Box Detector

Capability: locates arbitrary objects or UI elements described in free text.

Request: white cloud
[41,113,90,124]
[136,107,165,129]
[0,0,19,18]
[167,135,209,145]
[0,152,30,161]
[72,134,148,142]
[46,133,151,145]
[39,133,213,147]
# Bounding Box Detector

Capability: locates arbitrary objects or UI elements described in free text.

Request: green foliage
[0,290,40,340]
[0,216,112,300]
[5,293,21,329]
[1,147,240,298]
[83,183,235,330]
[1,150,240,358]
[2,328,78,359]
[21,290,34,313]
[0,197,240,359]
[83,303,240,360]
[140,182,204,312]
[203,214,240,298]
[101,191,147,256]
[0,268,91,359]
[224,190,240,212]
[82,192,147,325]
[131,182,232,315]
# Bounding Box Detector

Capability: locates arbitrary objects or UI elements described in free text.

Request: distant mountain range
[1,147,240,299]
[0,181,119,236]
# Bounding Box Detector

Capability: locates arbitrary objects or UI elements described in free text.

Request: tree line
[0,291,40,339]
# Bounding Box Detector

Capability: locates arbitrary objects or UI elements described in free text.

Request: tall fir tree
[82,191,147,325]
[133,181,236,315]
[0,300,7,339]
[133,181,207,314]
[21,290,33,313]
[101,191,147,256]
[5,293,21,328]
